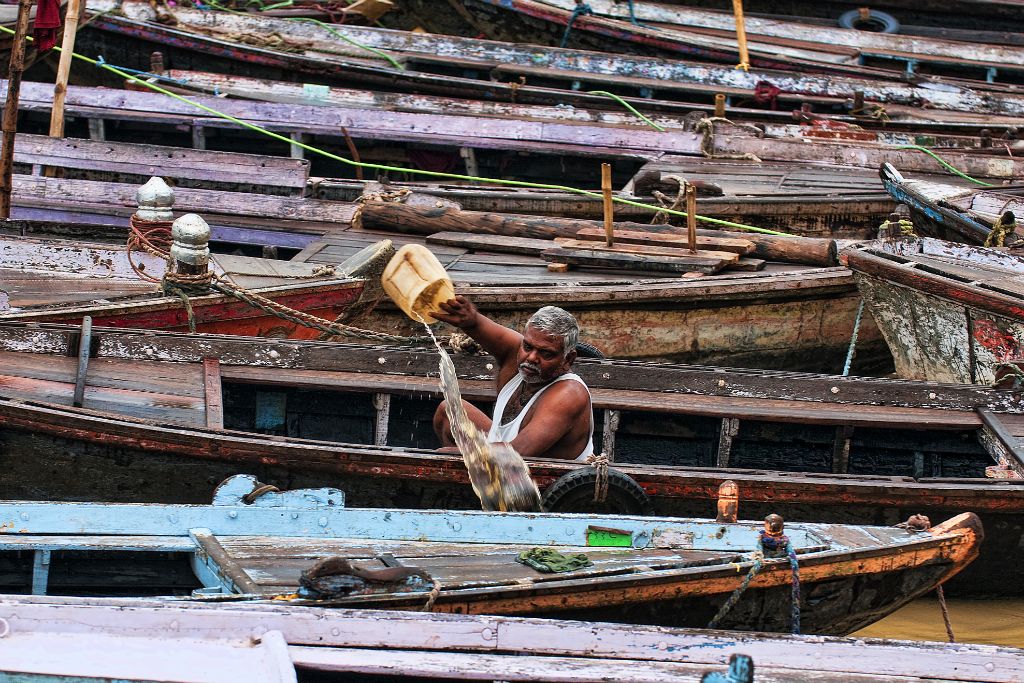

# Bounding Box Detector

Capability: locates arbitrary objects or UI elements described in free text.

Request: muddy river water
[856,597,1024,647]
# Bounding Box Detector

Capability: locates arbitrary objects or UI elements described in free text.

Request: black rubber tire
[542,466,655,516]
[575,341,605,359]
[838,9,899,34]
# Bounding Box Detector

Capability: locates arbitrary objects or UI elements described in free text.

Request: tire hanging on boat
[838,9,900,34]
[542,467,655,516]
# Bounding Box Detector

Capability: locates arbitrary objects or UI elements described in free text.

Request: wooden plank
[12,134,309,191]
[732,257,766,271]
[216,365,983,429]
[203,358,224,430]
[190,528,261,594]
[554,239,740,263]
[289,646,932,683]
[978,409,1024,471]
[426,232,553,256]
[541,247,730,274]
[575,227,755,255]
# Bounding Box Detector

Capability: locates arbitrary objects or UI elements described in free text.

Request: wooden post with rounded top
[716,480,738,523]
[714,93,726,118]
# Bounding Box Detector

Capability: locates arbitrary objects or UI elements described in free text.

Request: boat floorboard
[216,536,738,594]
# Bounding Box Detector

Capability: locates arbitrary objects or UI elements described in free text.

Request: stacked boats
[1,0,1023,679]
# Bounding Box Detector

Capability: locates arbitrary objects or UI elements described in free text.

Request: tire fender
[542,466,655,516]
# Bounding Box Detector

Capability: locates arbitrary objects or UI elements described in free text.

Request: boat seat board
[215,536,742,594]
[217,365,981,429]
[0,351,207,424]
[14,134,310,195]
[0,270,158,307]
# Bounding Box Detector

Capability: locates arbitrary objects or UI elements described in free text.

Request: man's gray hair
[526,306,579,357]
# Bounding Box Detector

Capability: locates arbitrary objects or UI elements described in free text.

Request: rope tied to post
[587,452,609,503]
[125,215,435,344]
[560,1,594,48]
[708,523,801,634]
[351,187,412,231]
[696,118,763,162]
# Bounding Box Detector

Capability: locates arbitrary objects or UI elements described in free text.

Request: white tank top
[487,372,594,460]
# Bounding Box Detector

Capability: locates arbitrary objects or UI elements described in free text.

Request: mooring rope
[127,216,433,343]
[708,529,801,633]
[587,452,609,503]
[560,2,594,49]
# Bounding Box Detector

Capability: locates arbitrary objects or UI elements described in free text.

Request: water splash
[417,316,541,512]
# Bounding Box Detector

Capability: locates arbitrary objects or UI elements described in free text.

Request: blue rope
[560,2,594,48]
[842,299,865,377]
[94,56,193,86]
[709,531,802,633]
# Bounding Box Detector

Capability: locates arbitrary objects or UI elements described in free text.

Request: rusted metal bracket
[72,315,92,408]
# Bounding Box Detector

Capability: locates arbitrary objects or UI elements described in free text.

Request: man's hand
[433,295,480,330]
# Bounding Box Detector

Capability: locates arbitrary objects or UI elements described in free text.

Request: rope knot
[587,452,609,503]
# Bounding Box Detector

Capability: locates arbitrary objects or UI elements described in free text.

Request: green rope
[586,90,665,132]
[199,0,404,69]
[4,26,790,236]
[894,145,996,187]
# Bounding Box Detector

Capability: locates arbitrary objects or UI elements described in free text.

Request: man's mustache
[519,362,541,374]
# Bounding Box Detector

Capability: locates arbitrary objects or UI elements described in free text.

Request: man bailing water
[432,296,594,461]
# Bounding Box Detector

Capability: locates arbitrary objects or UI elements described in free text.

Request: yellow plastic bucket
[381,244,455,324]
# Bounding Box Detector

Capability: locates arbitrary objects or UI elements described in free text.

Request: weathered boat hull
[0,494,982,635]
[8,596,1024,683]
[361,269,886,371]
[0,279,373,339]
[848,240,1024,384]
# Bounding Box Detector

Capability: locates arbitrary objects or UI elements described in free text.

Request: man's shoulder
[542,375,591,405]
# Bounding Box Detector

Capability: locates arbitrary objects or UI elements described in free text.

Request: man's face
[518,325,575,384]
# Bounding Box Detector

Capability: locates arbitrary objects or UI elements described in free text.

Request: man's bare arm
[432,295,522,368]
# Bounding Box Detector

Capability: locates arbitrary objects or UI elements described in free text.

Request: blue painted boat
[880,163,1023,246]
[0,475,982,635]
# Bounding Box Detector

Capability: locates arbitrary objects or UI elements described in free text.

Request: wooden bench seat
[15,134,310,197]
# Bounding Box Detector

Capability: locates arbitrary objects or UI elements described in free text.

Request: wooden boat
[2,118,918,240]
[11,79,1019,185]
[6,596,1023,683]
[461,0,1024,84]
[0,323,1020,596]
[847,236,1024,386]
[77,0,1024,120]
[0,475,983,635]
[0,234,389,339]
[880,163,1024,246]
[0,132,892,370]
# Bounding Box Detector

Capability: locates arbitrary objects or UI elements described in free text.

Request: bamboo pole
[49,0,82,138]
[685,183,697,254]
[601,162,613,247]
[731,0,750,72]
[0,0,34,219]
